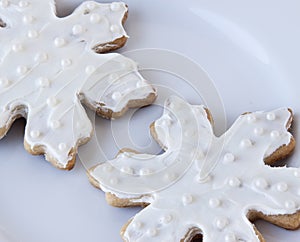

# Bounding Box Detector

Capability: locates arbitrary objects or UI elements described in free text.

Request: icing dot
[266,112,276,121]
[276,182,288,192]
[54,37,66,47]
[285,200,296,209]
[30,130,40,139]
[102,163,113,172]
[225,233,237,242]
[23,15,34,24]
[215,217,229,230]
[109,178,119,185]
[58,143,67,151]
[72,24,84,35]
[90,13,102,24]
[182,194,193,205]
[86,2,96,10]
[34,52,48,63]
[50,120,61,130]
[120,166,133,175]
[240,139,252,148]
[27,29,39,39]
[254,127,264,136]
[209,198,221,208]
[132,221,142,229]
[12,43,23,52]
[36,77,50,88]
[254,178,269,189]
[110,24,120,33]
[139,168,151,176]
[246,114,256,123]
[16,65,28,75]
[0,77,10,87]
[164,173,177,182]
[270,130,280,139]
[112,91,122,101]
[46,97,58,107]
[160,214,172,224]
[61,58,72,68]
[18,0,29,8]
[0,0,9,8]
[228,177,241,187]
[223,153,235,163]
[147,228,158,237]
[85,65,96,74]
[294,170,300,178]
[110,2,121,11]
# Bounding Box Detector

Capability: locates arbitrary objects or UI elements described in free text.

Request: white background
[0,0,300,241]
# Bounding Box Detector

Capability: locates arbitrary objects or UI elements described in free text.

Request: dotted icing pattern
[0,0,156,169]
[89,96,299,242]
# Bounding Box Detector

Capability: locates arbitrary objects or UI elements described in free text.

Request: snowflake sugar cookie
[0,0,156,169]
[88,96,300,242]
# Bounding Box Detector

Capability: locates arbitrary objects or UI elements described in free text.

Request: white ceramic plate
[0,0,300,241]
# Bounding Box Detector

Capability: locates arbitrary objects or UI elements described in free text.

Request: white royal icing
[90,96,298,242]
[0,0,156,168]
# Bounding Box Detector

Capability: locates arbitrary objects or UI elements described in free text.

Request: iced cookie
[0,0,156,169]
[88,96,299,242]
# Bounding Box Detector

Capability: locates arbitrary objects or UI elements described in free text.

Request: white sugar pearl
[58,143,67,151]
[147,228,158,237]
[215,217,229,230]
[270,130,280,139]
[209,198,221,208]
[240,139,252,148]
[61,58,72,68]
[28,29,39,38]
[294,170,300,178]
[72,24,84,35]
[228,177,241,187]
[16,65,28,75]
[132,221,142,229]
[36,77,50,88]
[30,130,40,138]
[102,163,113,172]
[85,65,95,74]
[0,77,10,87]
[139,168,151,176]
[110,24,120,33]
[23,15,34,24]
[34,52,48,63]
[112,91,122,101]
[18,0,29,8]
[223,153,235,163]
[225,233,237,242]
[276,182,288,192]
[90,13,102,24]
[46,97,58,107]
[12,43,23,52]
[254,127,264,136]
[86,2,96,10]
[160,214,172,224]
[54,37,66,47]
[182,194,193,205]
[266,112,276,121]
[254,178,269,189]
[110,2,121,11]
[50,120,61,129]
[120,166,133,174]
[285,200,296,209]
[246,114,256,123]
[0,0,9,8]
[109,178,119,185]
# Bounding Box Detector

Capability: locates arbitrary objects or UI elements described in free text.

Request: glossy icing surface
[90,96,298,242]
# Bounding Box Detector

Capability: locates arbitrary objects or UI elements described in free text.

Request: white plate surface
[0,0,300,241]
